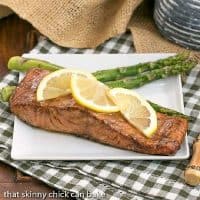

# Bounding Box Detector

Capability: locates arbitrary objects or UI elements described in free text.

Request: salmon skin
[10,68,188,155]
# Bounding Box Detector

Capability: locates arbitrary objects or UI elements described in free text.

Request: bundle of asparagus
[106,61,196,89]
[93,53,190,82]
[1,53,198,119]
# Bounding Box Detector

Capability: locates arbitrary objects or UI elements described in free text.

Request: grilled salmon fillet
[10,68,188,155]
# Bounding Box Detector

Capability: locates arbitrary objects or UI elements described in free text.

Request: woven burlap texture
[0,0,199,52]
[0,0,142,48]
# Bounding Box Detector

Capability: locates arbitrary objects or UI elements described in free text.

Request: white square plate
[11,54,189,160]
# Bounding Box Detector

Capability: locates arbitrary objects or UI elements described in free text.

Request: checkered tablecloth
[0,32,200,200]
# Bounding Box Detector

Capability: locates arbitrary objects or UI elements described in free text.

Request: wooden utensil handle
[184,136,200,186]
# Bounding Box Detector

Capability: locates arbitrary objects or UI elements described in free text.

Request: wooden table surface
[0,14,69,200]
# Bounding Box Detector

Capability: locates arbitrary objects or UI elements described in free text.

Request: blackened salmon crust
[10,68,188,155]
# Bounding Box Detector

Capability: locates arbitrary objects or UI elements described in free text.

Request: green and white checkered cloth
[0,32,200,200]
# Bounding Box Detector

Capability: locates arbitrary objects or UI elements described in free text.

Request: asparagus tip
[0,86,16,102]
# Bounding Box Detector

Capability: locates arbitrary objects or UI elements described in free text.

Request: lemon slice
[71,74,119,112]
[37,69,93,101]
[109,88,157,137]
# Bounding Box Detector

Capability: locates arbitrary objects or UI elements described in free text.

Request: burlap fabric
[0,0,198,53]
[0,0,142,48]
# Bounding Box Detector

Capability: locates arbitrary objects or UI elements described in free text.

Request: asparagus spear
[8,56,62,72]
[5,54,195,119]
[0,86,16,102]
[93,53,190,82]
[148,101,189,120]
[0,86,190,119]
[8,53,189,78]
[106,61,197,89]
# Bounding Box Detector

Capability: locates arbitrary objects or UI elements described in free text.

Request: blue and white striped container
[154,0,200,50]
